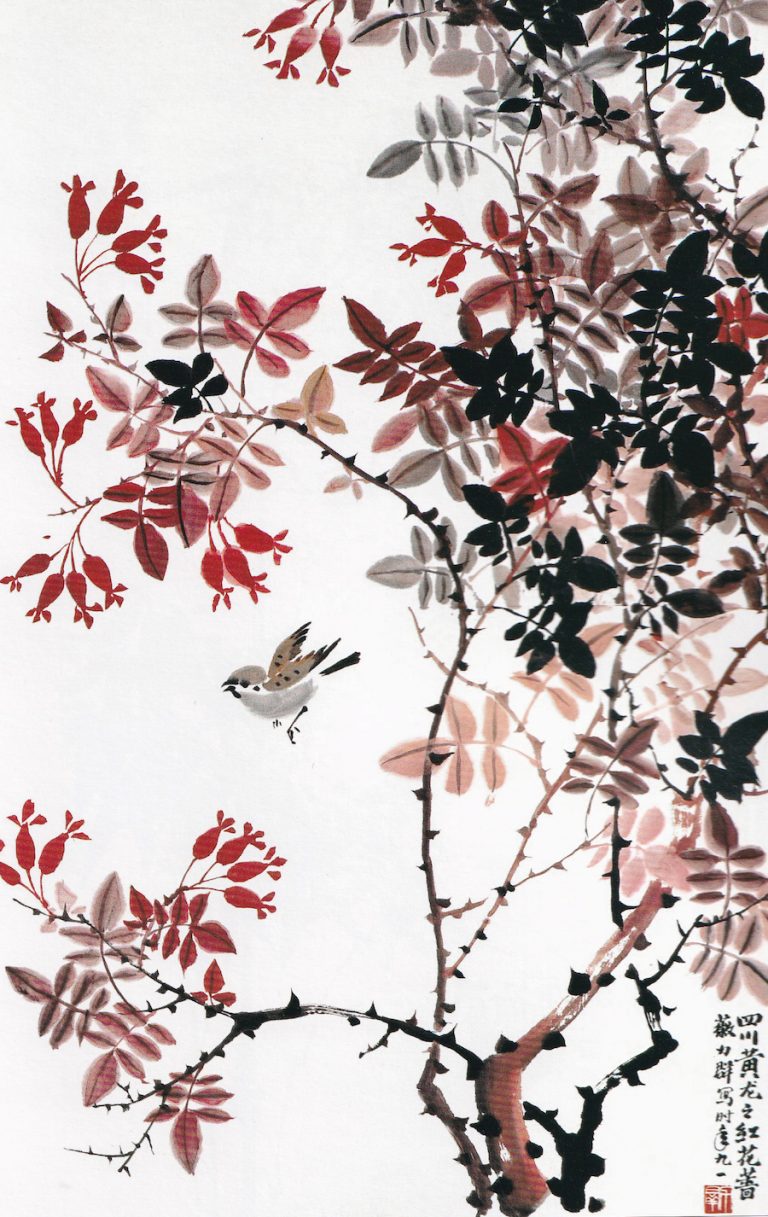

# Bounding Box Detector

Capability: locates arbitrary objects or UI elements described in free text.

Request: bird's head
[222,665,267,697]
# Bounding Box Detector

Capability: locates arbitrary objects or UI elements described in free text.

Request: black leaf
[201,374,229,397]
[558,635,596,678]
[646,472,684,532]
[548,440,600,497]
[721,711,768,757]
[463,483,507,521]
[441,345,488,387]
[146,358,194,387]
[665,589,724,618]
[671,428,714,487]
[569,556,618,592]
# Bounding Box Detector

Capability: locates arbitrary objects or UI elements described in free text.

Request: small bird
[222,622,360,742]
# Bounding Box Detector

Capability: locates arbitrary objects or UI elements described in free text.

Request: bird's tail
[320,651,361,677]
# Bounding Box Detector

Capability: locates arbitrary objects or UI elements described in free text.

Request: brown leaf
[604,194,660,224]
[343,297,388,350]
[445,744,474,795]
[380,738,451,778]
[482,746,506,794]
[186,255,221,309]
[210,471,241,519]
[91,872,126,932]
[583,232,615,293]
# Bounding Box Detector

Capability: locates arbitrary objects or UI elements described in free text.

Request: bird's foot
[286,705,309,745]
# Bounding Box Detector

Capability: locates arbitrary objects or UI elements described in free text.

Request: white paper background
[0,4,766,1215]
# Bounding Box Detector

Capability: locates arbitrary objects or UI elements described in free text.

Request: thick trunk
[475,882,665,1215]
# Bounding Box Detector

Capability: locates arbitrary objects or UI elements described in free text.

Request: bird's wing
[264,632,340,692]
[266,623,311,683]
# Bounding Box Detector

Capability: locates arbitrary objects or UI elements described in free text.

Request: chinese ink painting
[2,2,768,1215]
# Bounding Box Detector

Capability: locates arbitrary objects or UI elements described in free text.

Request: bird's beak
[222,682,241,699]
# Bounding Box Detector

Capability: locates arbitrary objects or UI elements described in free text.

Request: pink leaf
[85,367,132,411]
[255,347,290,378]
[5,966,54,1003]
[82,1051,117,1106]
[267,286,325,330]
[172,1110,202,1175]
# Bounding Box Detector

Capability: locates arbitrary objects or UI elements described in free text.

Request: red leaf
[203,960,224,995]
[134,520,169,580]
[192,920,236,953]
[179,932,198,972]
[47,301,73,332]
[409,238,453,257]
[267,286,325,330]
[82,1051,117,1106]
[103,509,140,530]
[40,341,65,362]
[195,1109,232,1122]
[129,886,153,923]
[482,200,510,242]
[189,894,209,924]
[162,925,180,959]
[343,297,388,350]
[103,481,144,501]
[172,1110,202,1174]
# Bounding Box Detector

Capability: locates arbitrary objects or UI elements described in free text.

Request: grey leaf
[424,144,443,185]
[441,453,466,501]
[415,103,437,141]
[388,448,441,487]
[368,140,423,179]
[420,16,438,56]
[159,303,198,323]
[436,95,464,138]
[162,328,198,349]
[419,573,433,609]
[411,525,431,564]
[445,142,465,187]
[400,20,417,65]
[367,555,423,589]
[431,48,479,77]
[201,327,232,348]
[434,572,451,603]
[459,439,481,475]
